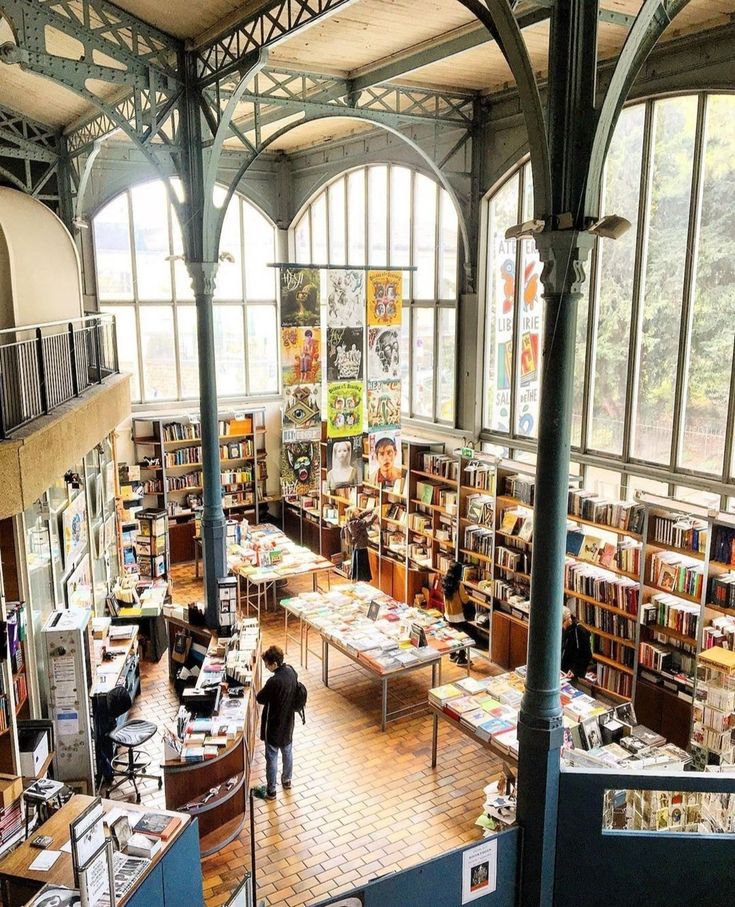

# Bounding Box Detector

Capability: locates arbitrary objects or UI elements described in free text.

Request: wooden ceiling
[0,0,732,149]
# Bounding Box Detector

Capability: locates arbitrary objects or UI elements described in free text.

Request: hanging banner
[327,381,363,438]
[367,270,402,326]
[281,326,321,386]
[326,436,363,491]
[367,379,400,429]
[283,383,321,443]
[367,429,402,486]
[367,326,400,381]
[327,269,365,327]
[281,267,320,325]
[280,441,320,497]
[327,327,363,382]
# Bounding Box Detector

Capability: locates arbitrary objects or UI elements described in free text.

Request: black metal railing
[0,314,119,439]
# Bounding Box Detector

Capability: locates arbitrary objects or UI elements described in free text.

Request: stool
[107,719,162,803]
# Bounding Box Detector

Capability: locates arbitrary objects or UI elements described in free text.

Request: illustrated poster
[280,442,319,496]
[367,270,402,326]
[327,327,363,382]
[282,383,321,442]
[367,326,400,380]
[62,492,88,567]
[327,382,363,438]
[280,267,320,326]
[281,326,321,386]
[326,437,363,491]
[367,430,402,486]
[367,380,400,429]
[327,269,365,327]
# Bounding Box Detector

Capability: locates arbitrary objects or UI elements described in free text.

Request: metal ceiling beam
[0,101,59,161]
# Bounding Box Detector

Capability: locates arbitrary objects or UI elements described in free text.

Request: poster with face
[368,430,402,486]
[281,326,321,386]
[367,380,400,429]
[327,382,363,438]
[281,442,319,496]
[367,326,400,380]
[327,327,363,382]
[327,269,365,327]
[326,436,363,490]
[367,270,402,326]
[280,267,320,326]
[283,383,321,439]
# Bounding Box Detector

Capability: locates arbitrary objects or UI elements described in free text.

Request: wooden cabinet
[634,678,692,750]
[491,610,528,671]
[169,519,195,564]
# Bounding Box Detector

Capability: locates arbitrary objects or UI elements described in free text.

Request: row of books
[464,525,493,558]
[702,615,735,649]
[582,602,637,640]
[164,446,202,466]
[593,661,633,697]
[709,571,735,609]
[466,493,494,527]
[649,551,704,598]
[593,635,635,669]
[463,461,495,491]
[639,639,696,679]
[568,489,645,534]
[503,474,535,505]
[409,513,431,533]
[0,695,9,732]
[383,503,407,526]
[221,468,255,484]
[422,453,458,481]
[495,546,530,575]
[499,508,533,541]
[651,515,708,554]
[642,592,700,639]
[162,420,200,441]
[711,525,735,565]
[564,560,640,615]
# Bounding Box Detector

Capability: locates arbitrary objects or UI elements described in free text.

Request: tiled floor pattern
[121,563,502,907]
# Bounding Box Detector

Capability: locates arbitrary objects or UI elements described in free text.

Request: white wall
[0,188,84,329]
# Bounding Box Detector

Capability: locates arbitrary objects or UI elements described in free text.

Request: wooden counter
[0,795,203,907]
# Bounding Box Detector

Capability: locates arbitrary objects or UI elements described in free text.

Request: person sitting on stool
[256,645,299,801]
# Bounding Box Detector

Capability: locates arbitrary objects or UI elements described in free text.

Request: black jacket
[561,620,592,678]
[256,664,299,747]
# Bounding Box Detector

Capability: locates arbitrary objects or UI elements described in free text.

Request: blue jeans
[265,742,293,794]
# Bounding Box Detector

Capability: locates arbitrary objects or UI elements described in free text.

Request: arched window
[482,93,735,488]
[94,180,279,404]
[291,164,459,424]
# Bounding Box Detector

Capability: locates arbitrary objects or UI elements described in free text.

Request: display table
[0,795,203,907]
[112,579,170,662]
[282,583,474,731]
[228,523,336,618]
[161,622,260,857]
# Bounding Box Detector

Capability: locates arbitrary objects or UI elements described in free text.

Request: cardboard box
[18,729,49,779]
[0,773,22,809]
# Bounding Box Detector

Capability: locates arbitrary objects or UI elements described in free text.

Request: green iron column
[189,260,226,627]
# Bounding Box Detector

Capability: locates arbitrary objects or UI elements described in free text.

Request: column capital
[187,260,219,297]
[534,229,595,297]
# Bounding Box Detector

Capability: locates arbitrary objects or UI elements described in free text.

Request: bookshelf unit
[131,409,274,563]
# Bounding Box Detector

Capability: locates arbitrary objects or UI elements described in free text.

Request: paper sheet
[30,849,62,871]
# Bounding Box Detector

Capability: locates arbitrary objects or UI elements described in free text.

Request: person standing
[256,645,299,800]
[442,561,475,667]
[561,606,592,679]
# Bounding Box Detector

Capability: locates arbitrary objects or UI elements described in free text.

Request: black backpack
[294,679,308,724]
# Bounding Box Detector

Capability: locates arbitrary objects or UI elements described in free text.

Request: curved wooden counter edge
[161,729,246,772]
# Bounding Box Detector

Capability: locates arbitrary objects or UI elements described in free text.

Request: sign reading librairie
[461,838,498,903]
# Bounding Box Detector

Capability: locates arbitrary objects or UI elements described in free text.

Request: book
[132,813,181,840]
[125,832,162,858]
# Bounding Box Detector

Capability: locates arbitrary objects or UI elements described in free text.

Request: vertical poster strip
[366,270,403,491]
[280,267,322,497]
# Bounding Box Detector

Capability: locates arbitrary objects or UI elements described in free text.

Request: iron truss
[0,101,64,210]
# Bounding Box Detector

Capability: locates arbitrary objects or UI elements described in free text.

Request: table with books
[0,794,203,907]
[429,669,692,775]
[281,583,475,731]
[227,523,336,619]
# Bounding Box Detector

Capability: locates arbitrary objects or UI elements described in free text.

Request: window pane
[215,197,242,301]
[584,465,622,500]
[516,234,543,438]
[589,105,645,454]
[630,475,669,496]
[94,192,133,301]
[213,306,246,396]
[390,165,411,267]
[439,193,458,300]
[328,177,346,264]
[244,202,276,300]
[682,96,735,474]
[674,485,720,509]
[294,214,310,263]
[100,306,139,401]
[413,173,437,300]
[632,96,697,463]
[368,166,388,264]
[139,305,177,400]
[176,306,199,399]
[131,182,171,300]
[170,206,194,301]
[483,171,519,432]
[347,170,365,266]
[412,308,434,418]
[401,317,409,412]
[572,280,590,448]
[247,305,278,394]
[311,192,328,264]
[437,307,456,422]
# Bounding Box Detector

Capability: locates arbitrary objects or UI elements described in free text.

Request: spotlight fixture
[63,470,83,489]
[218,251,235,263]
[504,219,545,241]
[587,214,631,240]
[72,217,89,230]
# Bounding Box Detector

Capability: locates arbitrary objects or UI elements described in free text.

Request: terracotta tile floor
[123,563,502,907]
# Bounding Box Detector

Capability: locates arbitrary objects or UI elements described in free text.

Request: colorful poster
[281,441,319,496]
[367,430,402,486]
[281,326,321,385]
[367,326,400,380]
[283,383,321,440]
[327,269,365,327]
[62,492,88,567]
[327,327,363,382]
[367,380,400,429]
[327,381,363,438]
[517,252,542,436]
[280,267,320,326]
[326,436,363,491]
[367,270,402,326]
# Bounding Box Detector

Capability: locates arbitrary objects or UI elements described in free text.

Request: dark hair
[375,436,396,453]
[263,645,284,667]
[442,561,463,598]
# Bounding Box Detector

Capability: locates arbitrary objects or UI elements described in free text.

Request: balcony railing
[0,314,119,439]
